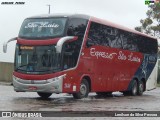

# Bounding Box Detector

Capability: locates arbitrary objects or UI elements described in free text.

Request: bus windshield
[19,18,67,39]
[15,44,61,74]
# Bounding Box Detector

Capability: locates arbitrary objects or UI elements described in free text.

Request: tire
[138,81,144,96]
[131,80,138,96]
[73,79,89,99]
[123,91,130,96]
[96,92,112,96]
[37,92,52,99]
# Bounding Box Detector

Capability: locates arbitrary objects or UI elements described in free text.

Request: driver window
[62,42,78,70]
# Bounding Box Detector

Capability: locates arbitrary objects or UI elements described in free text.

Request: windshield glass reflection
[15,44,61,74]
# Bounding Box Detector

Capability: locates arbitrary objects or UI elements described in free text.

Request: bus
[3,14,158,99]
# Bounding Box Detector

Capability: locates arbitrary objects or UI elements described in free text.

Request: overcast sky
[0,0,148,63]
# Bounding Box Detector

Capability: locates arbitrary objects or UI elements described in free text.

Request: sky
[0,0,149,63]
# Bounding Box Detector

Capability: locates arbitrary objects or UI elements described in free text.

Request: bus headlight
[47,78,56,83]
[46,74,66,83]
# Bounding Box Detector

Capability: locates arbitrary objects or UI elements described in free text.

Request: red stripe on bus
[17,38,60,45]
[13,71,62,80]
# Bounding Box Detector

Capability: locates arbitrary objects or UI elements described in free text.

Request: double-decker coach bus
[3,14,158,99]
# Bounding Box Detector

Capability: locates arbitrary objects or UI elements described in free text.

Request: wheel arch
[128,77,146,92]
[127,77,139,91]
[72,75,91,99]
[133,77,139,83]
[81,75,92,92]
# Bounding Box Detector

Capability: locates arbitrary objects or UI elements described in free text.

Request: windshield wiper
[16,64,29,70]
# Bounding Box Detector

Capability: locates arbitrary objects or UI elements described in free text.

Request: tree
[135,2,160,38]
[136,2,160,83]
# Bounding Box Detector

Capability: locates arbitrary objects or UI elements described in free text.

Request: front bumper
[13,74,66,93]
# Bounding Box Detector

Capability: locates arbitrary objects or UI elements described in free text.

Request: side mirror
[3,42,7,53]
[56,36,78,53]
[3,37,17,53]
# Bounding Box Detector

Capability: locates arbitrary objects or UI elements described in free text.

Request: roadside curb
[0,82,12,86]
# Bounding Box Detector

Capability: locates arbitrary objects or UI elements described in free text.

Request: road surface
[0,83,160,119]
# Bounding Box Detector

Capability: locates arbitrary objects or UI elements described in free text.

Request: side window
[137,37,157,54]
[62,18,88,70]
[66,18,87,61]
[62,42,77,69]
[88,22,157,54]
[87,22,109,47]
[106,27,123,48]
[123,33,157,54]
[122,32,139,52]
[88,22,125,48]
[87,22,157,54]
[67,18,87,37]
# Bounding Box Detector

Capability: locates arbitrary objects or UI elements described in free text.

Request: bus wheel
[37,92,52,99]
[138,81,144,96]
[73,79,89,99]
[131,80,138,96]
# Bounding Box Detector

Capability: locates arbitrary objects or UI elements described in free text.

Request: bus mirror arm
[3,37,17,53]
[56,36,78,53]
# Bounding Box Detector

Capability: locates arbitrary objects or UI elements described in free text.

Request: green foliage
[135,26,142,32]
[135,3,160,38]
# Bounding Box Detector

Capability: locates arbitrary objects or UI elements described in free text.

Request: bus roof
[27,13,156,40]
[27,13,90,20]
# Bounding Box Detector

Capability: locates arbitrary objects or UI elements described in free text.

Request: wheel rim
[139,83,144,93]
[80,84,87,96]
[133,81,137,95]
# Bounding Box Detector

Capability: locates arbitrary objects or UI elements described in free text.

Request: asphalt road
[0,83,160,119]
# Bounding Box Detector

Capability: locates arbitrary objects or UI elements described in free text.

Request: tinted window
[15,44,61,74]
[19,18,67,39]
[136,36,157,54]
[88,22,157,54]
[61,18,88,70]
[88,22,124,48]
[88,22,110,47]
[67,18,88,36]
[121,32,139,51]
